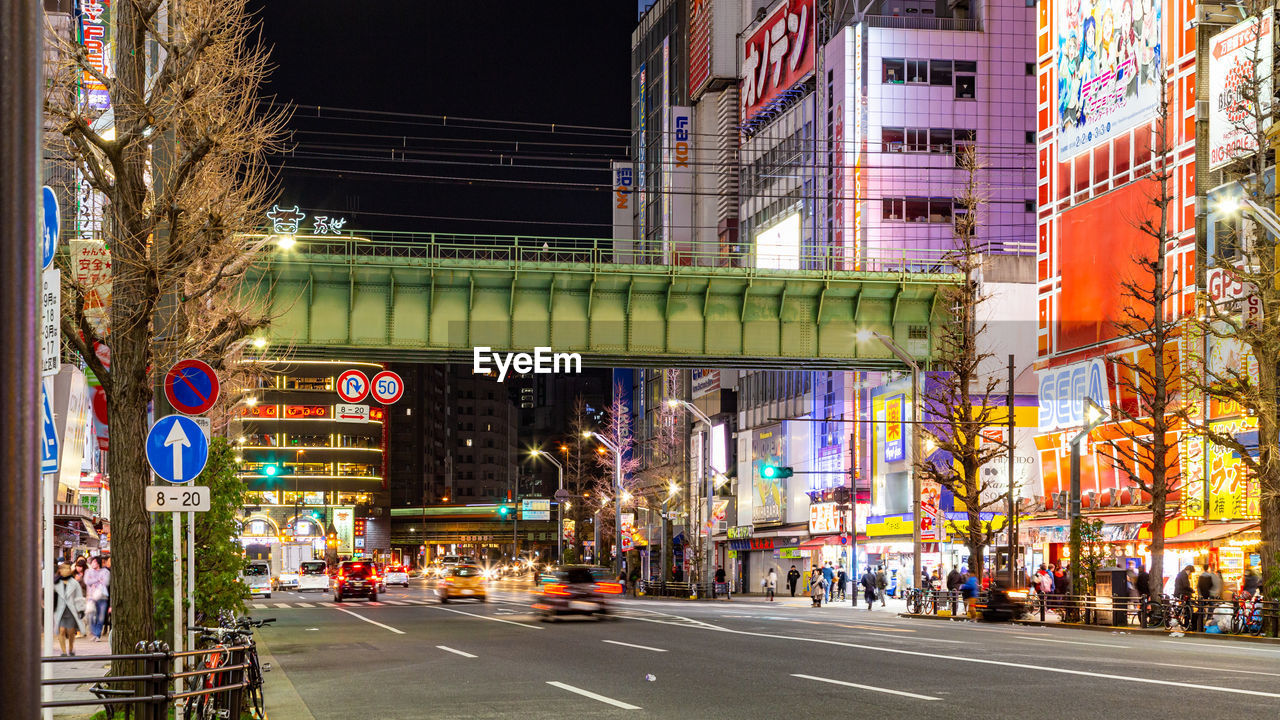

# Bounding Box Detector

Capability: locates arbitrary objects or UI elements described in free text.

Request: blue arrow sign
[146,415,209,484]
[41,186,58,271]
[41,381,59,474]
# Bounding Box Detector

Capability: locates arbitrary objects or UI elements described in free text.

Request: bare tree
[589,383,641,562]
[566,396,600,558]
[1195,0,1280,598]
[44,1,286,671]
[915,148,1008,584]
[1096,71,1187,598]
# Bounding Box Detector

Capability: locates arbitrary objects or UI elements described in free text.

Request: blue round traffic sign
[146,415,209,484]
[41,186,59,271]
[164,359,220,415]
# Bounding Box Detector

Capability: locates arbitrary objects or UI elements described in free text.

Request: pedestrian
[836,565,849,601]
[83,555,110,641]
[946,565,963,613]
[961,571,981,620]
[628,565,640,597]
[809,566,825,607]
[100,555,112,638]
[53,563,85,657]
[1032,564,1050,595]
[766,568,777,601]
[1196,565,1215,599]
[714,566,726,598]
[1134,565,1151,598]
[1208,565,1223,599]
[787,565,801,597]
[822,562,835,603]
[859,566,876,610]
[1173,564,1194,599]
[1241,567,1262,597]
[875,566,887,606]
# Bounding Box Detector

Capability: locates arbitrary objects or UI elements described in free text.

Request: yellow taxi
[437,564,486,603]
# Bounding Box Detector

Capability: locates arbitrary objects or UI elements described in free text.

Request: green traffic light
[263,464,279,477]
[761,464,793,479]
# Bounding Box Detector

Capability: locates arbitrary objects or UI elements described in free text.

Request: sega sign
[1038,359,1110,432]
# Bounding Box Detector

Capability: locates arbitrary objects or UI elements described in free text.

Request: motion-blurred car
[438,565,487,602]
[533,565,621,620]
[297,560,329,592]
[384,565,410,587]
[273,569,300,591]
[242,561,272,599]
[333,561,379,602]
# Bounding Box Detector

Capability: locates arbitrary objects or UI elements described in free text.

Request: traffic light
[761,464,793,479]
[262,464,280,477]
[498,505,511,517]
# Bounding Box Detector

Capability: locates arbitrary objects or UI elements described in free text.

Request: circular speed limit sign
[336,369,369,403]
[371,370,404,404]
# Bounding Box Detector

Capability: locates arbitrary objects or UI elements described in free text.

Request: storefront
[1020,512,1199,588]
[726,525,805,593]
[1164,521,1260,593]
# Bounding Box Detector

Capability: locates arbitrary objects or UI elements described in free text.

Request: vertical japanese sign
[334,508,355,555]
[612,162,634,242]
[920,480,942,542]
[740,0,815,123]
[1206,419,1260,520]
[77,0,113,111]
[637,64,647,245]
[620,513,635,551]
[666,106,693,263]
[689,0,713,97]
[751,424,785,525]
[883,395,906,463]
[71,239,112,337]
[1208,11,1274,169]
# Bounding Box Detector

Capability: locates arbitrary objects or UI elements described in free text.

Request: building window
[905,127,929,152]
[930,128,952,154]
[929,60,951,87]
[882,127,904,153]
[955,61,977,99]
[1026,62,1036,76]
[906,59,928,83]
[882,58,905,84]
[465,438,473,447]
[882,198,905,221]
[884,198,955,223]
[1025,199,1036,213]
[1026,130,1036,144]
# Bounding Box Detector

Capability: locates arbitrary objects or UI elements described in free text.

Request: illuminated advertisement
[751,424,785,525]
[740,0,815,123]
[334,508,354,555]
[1055,0,1163,159]
[238,404,279,419]
[754,211,801,269]
[1037,358,1110,431]
[808,502,851,534]
[521,498,550,521]
[1209,12,1274,169]
[920,481,942,542]
[689,0,713,97]
[77,0,113,111]
[637,64,647,242]
[620,513,635,551]
[883,395,906,463]
[71,238,112,337]
[284,405,330,420]
[1206,419,1261,520]
[709,422,728,474]
[612,162,634,241]
[666,106,693,262]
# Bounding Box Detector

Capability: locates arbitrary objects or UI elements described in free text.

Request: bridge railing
[254,230,979,277]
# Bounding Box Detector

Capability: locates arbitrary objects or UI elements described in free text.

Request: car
[297,560,329,592]
[333,560,379,602]
[385,565,410,587]
[533,565,621,621]
[273,569,300,591]
[242,561,272,599]
[437,564,486,603]
[434,555,475,579]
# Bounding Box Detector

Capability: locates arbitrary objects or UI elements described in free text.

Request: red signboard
[740,0,815,124]
[238,404,278,419]
[285,405,330,420]
[689,0,713,98]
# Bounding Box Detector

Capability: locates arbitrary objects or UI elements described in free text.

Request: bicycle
[185,616,274,720]
[1138,594,1166,628]
[1230,593,1265,636]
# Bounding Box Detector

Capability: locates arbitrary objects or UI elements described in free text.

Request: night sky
[252,1,636,238]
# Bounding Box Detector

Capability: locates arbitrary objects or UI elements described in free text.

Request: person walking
[787,565,801,597]
[946,566,963,614]
[53,563,86,657]
[960,571,981,620]
[766,568,777,601]
[809,566,825,607]
[859,567,877,610]
[84,555,110,641]
[1134,564,1151,597]
[875,566,887,606]
[836,565,849,602]
[821,562,835,603]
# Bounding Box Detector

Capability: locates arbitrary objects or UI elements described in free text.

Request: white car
[274,570,300,591]
[242,561,272,598]
[297,560,330,592]
[384,565,410,587]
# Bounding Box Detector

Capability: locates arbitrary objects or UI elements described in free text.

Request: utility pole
[1,0,43,714]
[1006,354,1017,587]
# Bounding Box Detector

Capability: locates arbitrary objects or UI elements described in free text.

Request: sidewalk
[637,589,913,613]
[43,644,110,719]
[899,610,1280,644]
[259,635,316,720]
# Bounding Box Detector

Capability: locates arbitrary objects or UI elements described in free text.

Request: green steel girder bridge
[241,233,962,370]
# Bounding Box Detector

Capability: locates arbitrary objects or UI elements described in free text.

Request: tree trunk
[1148,492,1166,597]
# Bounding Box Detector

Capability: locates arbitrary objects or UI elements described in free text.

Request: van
[297,560,330,592]
[242,561,273,598]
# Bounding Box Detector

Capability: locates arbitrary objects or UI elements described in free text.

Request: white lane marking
[436,645,476,658]
[250,603,268,609]
[334,607,406,635]
[273,603,291,609]
[318,602,337,607]
[1014,635,1130,649]
[862,632,969,644]
[793,674,939,701]
[619,615,1280,699]
[427,605,543,629]
[1159,640,1280,654]
[295,602,316,608]
[546,681,640,710]
[602,639,667,653]
[1144,661,1280,678]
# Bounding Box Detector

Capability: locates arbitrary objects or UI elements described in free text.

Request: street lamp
[666,398,717,590]
[530,449,567,565]
[1069,396,1106,595]
[858,329,923,589]
[585,430,625,575]
[1215,187,1280,238]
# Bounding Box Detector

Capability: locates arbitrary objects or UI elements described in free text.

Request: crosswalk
[249,593,532,610]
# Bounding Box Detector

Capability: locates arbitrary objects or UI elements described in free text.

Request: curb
[897,612,1280,645]
[257,636,316,720]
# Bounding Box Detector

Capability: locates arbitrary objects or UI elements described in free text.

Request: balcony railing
[864,14,983,32]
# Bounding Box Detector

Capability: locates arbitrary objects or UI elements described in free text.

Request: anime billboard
[1056,0,1163,159]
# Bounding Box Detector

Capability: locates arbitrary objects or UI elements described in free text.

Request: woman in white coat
[53,562,86,656]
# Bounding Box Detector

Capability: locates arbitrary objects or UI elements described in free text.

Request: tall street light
[1069,396,1105,595]
[667,398,716,588]
[585,431,625,575]
[858,329,923,589]
[530,449,566,565]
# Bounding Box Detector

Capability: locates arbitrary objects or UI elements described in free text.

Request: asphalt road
[250,578,1280,719]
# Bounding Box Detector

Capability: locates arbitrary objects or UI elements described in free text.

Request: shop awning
[1019,512,1153,528]
[1166,521,1258,545]
[799,536,842,550]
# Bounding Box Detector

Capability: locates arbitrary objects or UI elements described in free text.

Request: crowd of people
[50,553,111,657]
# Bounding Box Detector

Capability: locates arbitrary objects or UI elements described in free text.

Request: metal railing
[40,639,252,718]
[864,13,983,32]
[904,588,1279,637]
[639,580,713,598]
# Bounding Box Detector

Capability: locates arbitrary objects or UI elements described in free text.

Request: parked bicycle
[184,615,274,720]
[1231,592,1265,636]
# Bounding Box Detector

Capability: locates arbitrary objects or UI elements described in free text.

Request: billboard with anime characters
[1056,0,1163,159]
